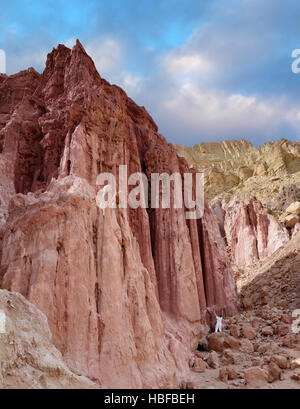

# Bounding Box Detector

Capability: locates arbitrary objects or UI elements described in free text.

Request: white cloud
[165,53,213,77]
[151,79,300,144]
[85,36,143,98]
[121,73,142,94]
[9,48,48,73]
[65,37,77,49]
[86,37,123,81]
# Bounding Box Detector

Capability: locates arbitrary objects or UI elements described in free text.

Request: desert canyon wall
[177,140,300,270]
[0,41,237,388]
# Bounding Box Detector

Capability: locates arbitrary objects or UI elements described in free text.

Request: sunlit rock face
[176,139,300,203]
[212,197,290,268]
[0,41,237,388]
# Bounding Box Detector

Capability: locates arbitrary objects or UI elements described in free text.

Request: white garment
[215,316,223,333]
[0,310,6,334]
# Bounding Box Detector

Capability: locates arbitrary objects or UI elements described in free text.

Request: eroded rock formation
[0,41,237,388]
[221,197,289,268]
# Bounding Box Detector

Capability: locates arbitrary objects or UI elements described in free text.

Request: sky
[0,0,300,146]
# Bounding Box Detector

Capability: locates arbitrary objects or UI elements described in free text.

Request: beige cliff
[176,139,300,207]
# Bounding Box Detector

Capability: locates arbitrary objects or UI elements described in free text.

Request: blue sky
[1,0,300,146]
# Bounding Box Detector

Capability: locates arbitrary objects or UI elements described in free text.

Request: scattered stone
[240,339,254,354]
[207,351,219,369]
[281,315,292,324]
[291,359,300,370]
[244,367,269,387]
[224,335,240,350]
[285,201,300,215]
[222,349,245,366]
[272,355,289,370]
[219,366,237,383]
[242,324,256,340]
[180,381,195,389]
[282,335,295,348]
[227,366,237,380]
[262,326,274,336]
[190,357,207,373]
[207,333,225,352]
[268,362,281,383]
[252,357,263,367]
[230,324,240,338]
[258,344,268,354]
[251,317,262,329]
[263,355,272,364]
[219,368,229,383]
[276,324,290,336]
[281,214,300,228]
[222,349,235,365]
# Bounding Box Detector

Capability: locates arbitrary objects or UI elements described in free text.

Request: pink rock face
[223,198,289,268]
[0,41,237,388]
[292,223,300,238]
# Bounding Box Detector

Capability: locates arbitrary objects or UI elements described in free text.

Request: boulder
[282,214,300,228]
[272,355,289,370]
[291,358,300,370]
[191,357,207,373]
[222,349,244,366]
[262,326,274,336]
[251,357,263,367]
[207,333,225,352]
[240,339,254,354]
[219,366,237,383]
[285,202,300,215]
[224,335,240,350]
[276,324,290,336]
[242,324,257,340]
[219,368,229,383]
[268,362,281,383]
[229,324,240,338]
[207,351,219,369]
[244,367,268,387]
[291,373,300,381]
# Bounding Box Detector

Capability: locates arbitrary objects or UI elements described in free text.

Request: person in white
[214,311,223,333]
[0,310,6,334]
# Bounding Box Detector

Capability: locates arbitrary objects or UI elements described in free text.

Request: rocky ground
[187,307,300,389]
[185,231,300,389]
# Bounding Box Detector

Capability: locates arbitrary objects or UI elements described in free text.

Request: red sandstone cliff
[0,41,237,388]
